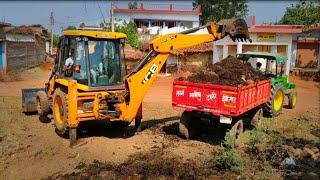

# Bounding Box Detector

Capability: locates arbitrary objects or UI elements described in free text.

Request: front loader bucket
[22,88,45,113]
[217,18,252,42]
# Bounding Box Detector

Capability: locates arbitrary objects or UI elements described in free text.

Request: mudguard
[22,88,45,113]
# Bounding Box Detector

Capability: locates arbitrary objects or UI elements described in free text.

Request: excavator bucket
[22,88,45,113]
[217,18,252,42]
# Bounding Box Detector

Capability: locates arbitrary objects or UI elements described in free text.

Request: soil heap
[179,56,267,86]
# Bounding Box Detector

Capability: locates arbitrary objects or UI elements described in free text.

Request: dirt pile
[179,56,266,86]
[124,44,145,61]
[47,148,224,180]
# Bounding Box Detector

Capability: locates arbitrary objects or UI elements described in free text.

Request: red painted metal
[172,80,271,117]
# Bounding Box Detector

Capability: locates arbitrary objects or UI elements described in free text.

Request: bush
[215,149,242,174]
[0,130,5,141]
[246,129,264,154]
[216,137,242,174]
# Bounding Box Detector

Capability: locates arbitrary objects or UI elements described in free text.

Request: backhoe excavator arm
[117,18,251,122]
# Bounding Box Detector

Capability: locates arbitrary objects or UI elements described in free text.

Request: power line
[97,1,107,26]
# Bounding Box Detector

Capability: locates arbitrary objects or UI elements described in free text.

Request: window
[88,40,124,86]
[74,40,88,85]
[57,37,76,77]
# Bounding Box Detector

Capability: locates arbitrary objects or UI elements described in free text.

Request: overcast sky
[0,0,298,34]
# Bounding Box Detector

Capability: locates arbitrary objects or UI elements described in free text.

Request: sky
[0,0,298,34]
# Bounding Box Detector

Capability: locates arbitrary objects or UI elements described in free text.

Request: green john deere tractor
[237,51,297,117]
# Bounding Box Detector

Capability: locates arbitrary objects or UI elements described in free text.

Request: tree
[128,0,138,9]
[100,20,140,48]
[115,21,140,48]
[64,25,77,30]
[278,0,320,26]
[193,0,248,23]
[45,33,59,47]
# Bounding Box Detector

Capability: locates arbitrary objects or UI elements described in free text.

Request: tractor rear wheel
[263,84,284,117]
[53,89,68,135]
[288,91,297,109]
[179,111,198,139]
[36,91,50,116]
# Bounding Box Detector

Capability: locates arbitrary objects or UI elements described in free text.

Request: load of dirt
[124,44,145,61]
[179,56,267,86]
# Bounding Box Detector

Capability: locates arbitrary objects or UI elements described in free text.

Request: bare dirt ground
[0,66,319,180]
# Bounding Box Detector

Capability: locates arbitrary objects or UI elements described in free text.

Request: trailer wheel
[179,111,198,139]
[251,108,263,128]
[53,89,68,135]
[225,120,243,147]
[288,91,297,109]
[264,84,284,117]
[36,91,51,123]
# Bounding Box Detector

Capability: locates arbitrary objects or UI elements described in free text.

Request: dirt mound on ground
[47,148,227,180]
[179,56,266,86]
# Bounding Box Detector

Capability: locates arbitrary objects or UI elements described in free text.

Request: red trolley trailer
[172,79,271,139]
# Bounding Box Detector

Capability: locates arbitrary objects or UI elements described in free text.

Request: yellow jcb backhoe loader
[22,19,251,146]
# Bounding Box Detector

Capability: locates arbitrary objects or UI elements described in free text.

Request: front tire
[53,89,68,135]
[36,91,51,123]
[263,84,284,117]
[288,91,297,109]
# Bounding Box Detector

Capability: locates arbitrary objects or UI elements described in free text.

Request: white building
[114,1,201,35]
[212,24,317,75]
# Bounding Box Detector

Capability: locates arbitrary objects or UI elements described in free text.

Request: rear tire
[288,91,297,109]
[53,89,68,135]
[263,84,284,117]
[179,111,198,139]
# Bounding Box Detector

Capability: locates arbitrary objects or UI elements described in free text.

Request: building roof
[249,25,304,34]
[4,25,48,36]
[0,22,12,27]
[114,3,201,15]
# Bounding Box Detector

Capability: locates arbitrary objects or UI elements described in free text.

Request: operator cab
[237,51,288,78]
[55,28,127,88]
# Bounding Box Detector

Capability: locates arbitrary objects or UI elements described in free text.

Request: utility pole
[50,12,54,55]
[111,1,115,32]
